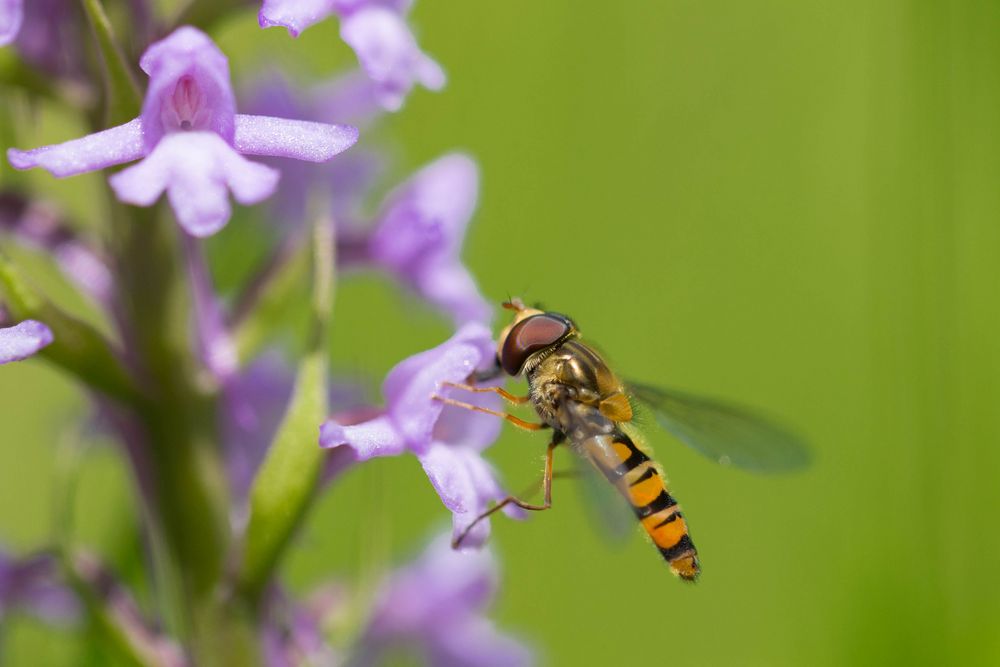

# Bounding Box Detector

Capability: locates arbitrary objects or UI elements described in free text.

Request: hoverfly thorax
[496,300,577,376]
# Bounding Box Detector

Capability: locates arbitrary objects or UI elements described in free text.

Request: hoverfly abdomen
[579,427,701,582]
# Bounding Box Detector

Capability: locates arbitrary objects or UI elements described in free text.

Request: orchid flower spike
[7,26,358,237]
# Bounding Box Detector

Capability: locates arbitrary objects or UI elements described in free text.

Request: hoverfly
[435,298,809,581]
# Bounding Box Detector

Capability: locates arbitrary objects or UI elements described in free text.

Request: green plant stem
[106,202,246,664]
[79,0,141,125]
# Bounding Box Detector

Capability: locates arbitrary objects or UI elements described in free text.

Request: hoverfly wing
[573,456,636,544]
[626,382,811,473]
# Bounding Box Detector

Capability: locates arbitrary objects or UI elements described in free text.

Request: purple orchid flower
[0,0,22,47]
[356,534,533,667]
[345,153,492,327]
[7,27,359,237]
[241,71,386,229]
[320,323,516,549]
[0,320,53,364]
[259,0,444,111]
[0,551,78,623]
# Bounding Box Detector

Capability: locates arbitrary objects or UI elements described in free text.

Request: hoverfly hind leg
[451,439,560,549]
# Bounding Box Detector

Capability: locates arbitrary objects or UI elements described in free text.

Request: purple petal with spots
[139,25,236,146]
[0,320,53,364]
[340,7,445,111]
[7,119,145,178]
[0,0,23,46]
[109,132,280,237]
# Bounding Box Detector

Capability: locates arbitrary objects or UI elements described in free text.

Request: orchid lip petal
[234,114,358,163]
[0,320,53,364]
[319,415,407,461]
[109,132,279,237]
[7,118,145,178]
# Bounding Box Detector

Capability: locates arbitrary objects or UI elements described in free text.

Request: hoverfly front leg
[441,381,531,405]
[452,438,560,549]
[431,394,546,431]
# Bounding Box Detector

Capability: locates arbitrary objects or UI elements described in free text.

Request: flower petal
[139,26,236,145]
[0,320,53,364]
[234,114,358,163]
[370,153,479,272]
[340,7,445,111]
[382,322,494,452]
[427,616,534,667]
[418,444,510,549]
[0,0,23,47]
[259,0,337,36]
[7,118,144,178]
[414,260,493,327]
[319,415,407,460]
[109,132,279,237]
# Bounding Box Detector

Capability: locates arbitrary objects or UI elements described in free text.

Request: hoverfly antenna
[502,297,526,312]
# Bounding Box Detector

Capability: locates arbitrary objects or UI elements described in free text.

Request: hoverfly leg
[452,440,559,549]
[441,381,531,405]
[431,395,547,431]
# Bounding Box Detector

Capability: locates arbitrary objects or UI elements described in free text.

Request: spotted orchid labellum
[8,27,358,236]
[0,2,529,665]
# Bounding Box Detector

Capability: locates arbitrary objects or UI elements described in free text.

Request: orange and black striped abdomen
[588,431,700,581]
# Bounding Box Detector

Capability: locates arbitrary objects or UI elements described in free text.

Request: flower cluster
[0,2,530,666]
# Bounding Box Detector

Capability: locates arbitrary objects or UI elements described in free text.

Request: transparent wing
[627,382,811,473]
[573,454,635,544]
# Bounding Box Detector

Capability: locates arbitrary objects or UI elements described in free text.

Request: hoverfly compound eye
[499,313,573,376]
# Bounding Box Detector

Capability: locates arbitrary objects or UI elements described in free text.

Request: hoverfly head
[496,298,577,376]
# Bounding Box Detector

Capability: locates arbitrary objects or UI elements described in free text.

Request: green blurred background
[3,1,1000,665]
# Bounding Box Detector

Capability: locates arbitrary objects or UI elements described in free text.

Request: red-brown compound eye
[499,313,573,376]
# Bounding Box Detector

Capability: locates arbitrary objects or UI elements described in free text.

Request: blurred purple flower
[0,320,53,364]
[355,534,532,667]
[262,585,344,667]
[320,323,515,548]
[349,153,492,327]
[7,26,358,237]
[242,71,386,228]
[0,194,112,306]
[259,0,444,111]
[0,551,77,623]
[0,0,22,47]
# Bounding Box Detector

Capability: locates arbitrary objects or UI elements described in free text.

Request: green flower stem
[106,203,237,663]
[79,0,142,125]
[238,215,336,603]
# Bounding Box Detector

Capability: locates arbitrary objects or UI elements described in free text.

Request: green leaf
[0,251,139,405]
[238,216,335,601]
[80,0,142,124]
